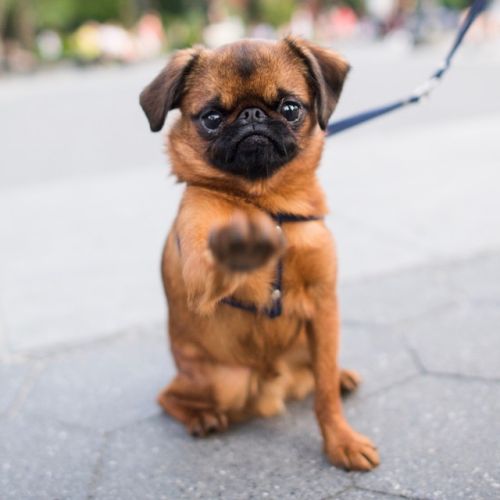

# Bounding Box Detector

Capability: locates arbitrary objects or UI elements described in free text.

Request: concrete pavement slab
[93,411,351,500]
[350,377,500,499]
[340,324,418,397]
[0,414,102,500]
[445,252,500,306]
[339,264,456,326]
[23,328,173,431]
[405,303,500,380]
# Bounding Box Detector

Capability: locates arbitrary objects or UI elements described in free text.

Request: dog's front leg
[306,294,380,471]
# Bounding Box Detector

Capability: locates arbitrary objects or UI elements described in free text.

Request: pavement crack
[353,485,431,499]
[86,432,111,500]
[5,360,46,418]
[322,485,354,499]
[360,373,423,401]
[423,371,500,384]
[405,345,428,376]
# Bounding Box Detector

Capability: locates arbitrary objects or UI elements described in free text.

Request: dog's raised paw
[209,211,284,272]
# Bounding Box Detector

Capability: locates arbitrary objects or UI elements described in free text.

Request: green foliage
[439,0,469,10]
[342,0,365,15]
[163,10,205,48]
[156,0,207,18]
[256,0,296,27]
[316,0,365,16]
[33,0,75,31]
[34,0,139,32]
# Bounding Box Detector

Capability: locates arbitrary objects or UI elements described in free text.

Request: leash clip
[411,61,448,102]
[411,76,440,102]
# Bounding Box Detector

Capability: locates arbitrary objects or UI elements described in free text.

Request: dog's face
[140,37,349,184]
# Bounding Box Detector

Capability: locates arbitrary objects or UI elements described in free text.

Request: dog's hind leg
[158,342,255,436]
[157,378,229,437]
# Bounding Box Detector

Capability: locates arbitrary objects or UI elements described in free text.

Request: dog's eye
[201,110,223,131]
[280,101,301,122]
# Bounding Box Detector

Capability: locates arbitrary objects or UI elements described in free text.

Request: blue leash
[326,0,489,137]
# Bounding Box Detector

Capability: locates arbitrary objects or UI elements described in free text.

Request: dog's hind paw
[340,369,361,394]
[188,410,229,438]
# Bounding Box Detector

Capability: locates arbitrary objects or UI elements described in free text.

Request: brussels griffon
[140,37,379,471]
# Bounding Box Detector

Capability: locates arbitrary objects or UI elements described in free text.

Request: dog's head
[140,37,349,185]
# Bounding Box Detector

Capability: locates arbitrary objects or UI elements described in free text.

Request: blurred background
[1,0,500,72]
[1,1,500,498]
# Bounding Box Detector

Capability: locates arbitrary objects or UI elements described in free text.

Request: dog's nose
[237,107,267,125]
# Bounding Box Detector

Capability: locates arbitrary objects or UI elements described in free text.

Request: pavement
[1,41,500,499]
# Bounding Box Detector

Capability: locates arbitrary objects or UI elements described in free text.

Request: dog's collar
[221,212,323,319]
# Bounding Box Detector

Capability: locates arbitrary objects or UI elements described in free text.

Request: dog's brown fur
[140,37,379,471]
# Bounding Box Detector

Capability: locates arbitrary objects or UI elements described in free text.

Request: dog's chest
[280,221,336,312]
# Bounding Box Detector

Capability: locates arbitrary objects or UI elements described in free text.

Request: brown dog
[140,36,380,471]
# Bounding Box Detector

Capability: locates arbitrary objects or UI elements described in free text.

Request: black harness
[220,212,323,319]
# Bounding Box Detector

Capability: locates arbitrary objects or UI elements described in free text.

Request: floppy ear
[139,47,201,132]
[283,36,350,130]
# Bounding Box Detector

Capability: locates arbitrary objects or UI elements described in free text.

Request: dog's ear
[140,47,202,132]
[283,36,350,130]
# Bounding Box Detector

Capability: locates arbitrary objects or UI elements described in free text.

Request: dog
[140,36,380,471]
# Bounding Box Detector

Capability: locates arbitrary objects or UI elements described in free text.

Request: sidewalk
[1,252,499,499]
[1,49,500,499]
